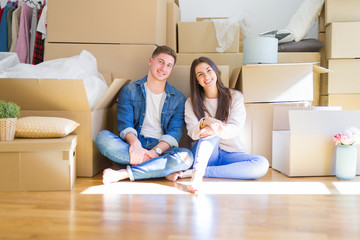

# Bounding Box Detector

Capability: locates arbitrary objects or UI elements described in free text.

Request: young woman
[180,57,269,193]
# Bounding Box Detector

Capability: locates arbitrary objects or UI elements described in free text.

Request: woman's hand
[197,125,216,138]
[200,117,225,137]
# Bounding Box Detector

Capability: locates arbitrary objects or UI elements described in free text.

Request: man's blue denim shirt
[117,76,186,148]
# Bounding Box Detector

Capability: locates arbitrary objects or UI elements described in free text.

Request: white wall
[179,0,318,38]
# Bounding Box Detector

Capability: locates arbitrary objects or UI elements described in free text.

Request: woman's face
[194,62,217,89]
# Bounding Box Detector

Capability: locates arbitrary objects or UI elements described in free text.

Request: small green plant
[0,100,20,118]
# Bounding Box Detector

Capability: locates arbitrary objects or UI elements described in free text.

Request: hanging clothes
[9,1,22,52]
[15,2,33,63]
[0,2,15,52]
[29,3,39,63]
[6,4,17,51]
[32,3,45,64]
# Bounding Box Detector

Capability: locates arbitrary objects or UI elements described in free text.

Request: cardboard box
[235,63,328,103]
[47,0,167,45]
[45,43,156,82]
[328,59,360,94]
[178,21,240,53]
[325,0,360,26]
[243,102,310,166]
[166,0,181,52]
[272,108,360,176]
[0,135,77,191]
[325,22,360,59]
[0,78,129,177]
[167,65,230,98]
[328,94,360,110]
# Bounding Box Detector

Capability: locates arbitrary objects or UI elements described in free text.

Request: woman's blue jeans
[192,136,269,180]
[95,130,193,181]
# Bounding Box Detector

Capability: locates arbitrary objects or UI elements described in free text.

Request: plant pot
[0,118,17,141]
[335,144,357,180]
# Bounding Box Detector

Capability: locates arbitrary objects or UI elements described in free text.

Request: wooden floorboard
[0,168,359,240]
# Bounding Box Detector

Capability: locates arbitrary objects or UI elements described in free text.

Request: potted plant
[0,100,20,141]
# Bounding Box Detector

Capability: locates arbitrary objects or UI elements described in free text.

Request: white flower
[344,127,360,145]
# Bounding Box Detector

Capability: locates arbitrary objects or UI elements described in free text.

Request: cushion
[286,0,324,42]
[15,116,80,138]
[278,38,324,52]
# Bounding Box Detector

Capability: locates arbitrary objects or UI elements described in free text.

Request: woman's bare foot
[102,168,129,184]
[165,171,184,182]
[187,170,203,193]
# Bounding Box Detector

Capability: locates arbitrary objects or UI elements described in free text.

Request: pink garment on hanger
[15,3,33,63]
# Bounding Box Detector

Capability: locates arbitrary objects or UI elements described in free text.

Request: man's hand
[129,141,148,165]
[144,149,160,160]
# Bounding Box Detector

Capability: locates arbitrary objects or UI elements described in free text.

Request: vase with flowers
[333,127,360,180]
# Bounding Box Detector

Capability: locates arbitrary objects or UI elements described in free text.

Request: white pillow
[15,116,80,138]
[286,0,324,42]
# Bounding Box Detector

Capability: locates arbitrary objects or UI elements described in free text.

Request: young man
[96,45,193,184]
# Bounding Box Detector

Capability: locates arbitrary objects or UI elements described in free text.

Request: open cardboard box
[233,63,329,103]
[0,77,129,177]
[272,107,360,177]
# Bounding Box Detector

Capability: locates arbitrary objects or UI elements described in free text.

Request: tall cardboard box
[0,78,129,177]
[272,109,360,177]
[0,135,77,191]
[47,0,167,45]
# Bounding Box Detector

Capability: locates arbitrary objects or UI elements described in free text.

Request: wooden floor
[1,168,360,240]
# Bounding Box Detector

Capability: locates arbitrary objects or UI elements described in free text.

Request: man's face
[148,53,175,82]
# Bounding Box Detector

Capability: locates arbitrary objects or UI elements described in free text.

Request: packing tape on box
[243,37,278,65]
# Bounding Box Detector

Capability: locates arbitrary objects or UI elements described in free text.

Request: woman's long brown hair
[190,57,232,122]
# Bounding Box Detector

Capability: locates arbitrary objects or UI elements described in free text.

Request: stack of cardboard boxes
[323,0,360,109]
[271,0,360,177]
